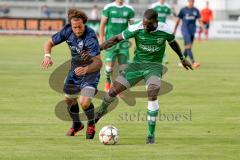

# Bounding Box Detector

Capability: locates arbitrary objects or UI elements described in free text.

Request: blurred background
[0,1,240,159]
[0,0,240,20]
[0,0,240,38]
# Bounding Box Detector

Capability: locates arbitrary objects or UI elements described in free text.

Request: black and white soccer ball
[99,125,119,145]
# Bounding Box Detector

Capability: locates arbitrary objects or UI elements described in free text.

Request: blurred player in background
[41,8,102,139]
[150,0,176,64]
[198,1,213,41]
[95,9,192,144]
[174,0,204,69]
[99,0,135,92]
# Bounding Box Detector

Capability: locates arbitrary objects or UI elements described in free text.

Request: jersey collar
[114,2,125,8]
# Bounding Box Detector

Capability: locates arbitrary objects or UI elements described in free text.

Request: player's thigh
[144,64,162,100]
[63,71,81,100]
[104,48,118,63]
[190,32,195,44]
[64,96,78,106]
[116,63,145,87]
[117,52,129,65]
[182,31,192,46]
[117,40,130,65]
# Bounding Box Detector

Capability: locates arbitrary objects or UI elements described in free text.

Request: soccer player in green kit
[150,0,175,64]
[95,9,192,144]
[99,0,135,92]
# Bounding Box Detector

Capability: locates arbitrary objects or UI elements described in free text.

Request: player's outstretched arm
[169,40,193,70]
[41,38,54,69]
[74,54,102,76]
[173,18,180,35]
[100,34,124,51]
[99,16,108,45]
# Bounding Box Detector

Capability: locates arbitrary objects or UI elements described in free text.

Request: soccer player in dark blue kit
[41,8,102,139]
[174,0,204,69]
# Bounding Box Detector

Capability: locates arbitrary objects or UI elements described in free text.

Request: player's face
[159,0,165,4]
[116,0,124,3]
[71,19,85,38]
[188,0,195,7]
[143,18,158,33]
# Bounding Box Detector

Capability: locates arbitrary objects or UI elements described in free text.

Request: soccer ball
[99,125,119,145]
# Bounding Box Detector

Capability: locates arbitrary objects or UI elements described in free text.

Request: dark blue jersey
[178,7,200,33]
[52,24,100,71]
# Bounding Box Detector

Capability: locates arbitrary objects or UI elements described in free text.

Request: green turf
[0,36,239,160]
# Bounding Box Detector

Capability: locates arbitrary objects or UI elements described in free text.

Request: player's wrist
[179,56,185,61]
[44,53,51,58]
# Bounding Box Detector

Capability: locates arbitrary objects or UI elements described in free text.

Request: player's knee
[79,98,91,110]
[119,64,128,71]
[105,65,113,73]
[64,97,77,106]
[147,84,160,101]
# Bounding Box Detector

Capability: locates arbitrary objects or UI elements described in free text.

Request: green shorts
[119,62,163,87]
[104,40,130,64]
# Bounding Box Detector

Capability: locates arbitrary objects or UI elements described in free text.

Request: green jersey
[102,2,135,40]
[122,21,175,63]
[150,2,171,23]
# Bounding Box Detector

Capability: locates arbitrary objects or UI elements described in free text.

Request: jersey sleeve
[162,23,175,42]
[122,28,136,40]
[51,25,71,45]
[166,33,175,43]
[102,7,109,18]
[85,37,100,57]
[128,9,135,20]
[178,8,184,19]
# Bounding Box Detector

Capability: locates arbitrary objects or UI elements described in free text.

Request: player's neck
[159,1,165,5]
[115,1,124,6]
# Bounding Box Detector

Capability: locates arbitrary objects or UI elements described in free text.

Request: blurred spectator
[0,4,10,17]
[198,1,213,41]
[41,5,51,18]
[90,5,100,20]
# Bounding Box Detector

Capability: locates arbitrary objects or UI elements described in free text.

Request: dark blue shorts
[203,22,210,30]
[182,30,195,45]
[63,70,100,96]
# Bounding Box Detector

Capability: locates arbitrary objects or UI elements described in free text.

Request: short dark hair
[68,8,88,24]
[144,9,158,20]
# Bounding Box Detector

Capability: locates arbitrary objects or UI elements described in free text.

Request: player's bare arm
[173,18,180,35]
[74,55,102,76]
[198,19,207,33]
[41,38,54,69]
[99,16,108,44]
[168,40,193,70]
[100,34,123,51]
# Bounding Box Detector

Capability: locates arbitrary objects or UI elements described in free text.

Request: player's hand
[181,59,193,70]
[74,66,88,76]
[41,57,53,69]
[81,49,90,61]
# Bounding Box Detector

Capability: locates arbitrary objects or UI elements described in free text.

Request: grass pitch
[0,36,239,160]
